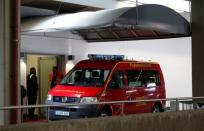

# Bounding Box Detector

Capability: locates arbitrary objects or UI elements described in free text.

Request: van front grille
[53,96,80,103]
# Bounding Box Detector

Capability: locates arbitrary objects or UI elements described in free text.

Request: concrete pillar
[0,0,4,125]
[192,0,204,97]
[0,0,20,125]
[10,0,20,124]
[0,0,11,125]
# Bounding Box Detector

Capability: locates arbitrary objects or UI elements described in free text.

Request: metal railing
[0,96,204,124]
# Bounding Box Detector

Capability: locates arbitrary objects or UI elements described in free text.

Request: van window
[108,70,124,89]
[142,70,161,86]
[127,70,161,87]
[127,70,143,87]
[60,69,110,87]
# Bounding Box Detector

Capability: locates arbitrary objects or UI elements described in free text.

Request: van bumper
[44,101,98,120]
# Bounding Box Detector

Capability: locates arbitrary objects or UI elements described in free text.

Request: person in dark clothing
[21,85,26,105]
[50,66,63,88]
[21,85,26,121]
[27,67,38,120]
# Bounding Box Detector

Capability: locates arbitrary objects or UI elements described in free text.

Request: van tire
[152,104,162,113]
[98,110,111,117]
[98,106,112,117]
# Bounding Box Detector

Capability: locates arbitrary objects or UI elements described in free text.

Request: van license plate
[55,111,69,116]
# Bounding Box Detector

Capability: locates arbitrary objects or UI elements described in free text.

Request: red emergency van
[46,55,166,119]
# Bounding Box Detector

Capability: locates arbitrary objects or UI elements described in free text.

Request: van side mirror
[146,82,156,88]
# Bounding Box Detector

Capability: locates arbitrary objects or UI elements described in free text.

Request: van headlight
[80,97,98,103]
[47,94,52,101]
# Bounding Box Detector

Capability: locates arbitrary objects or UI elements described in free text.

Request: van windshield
[60,69,110,87]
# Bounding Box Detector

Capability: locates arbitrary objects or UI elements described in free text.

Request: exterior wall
[21,35,69,55]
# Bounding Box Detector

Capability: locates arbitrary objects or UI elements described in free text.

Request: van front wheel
[98,109,112,117]
[152,104,162,113]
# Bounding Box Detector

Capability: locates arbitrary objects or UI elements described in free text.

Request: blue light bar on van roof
[88,54,124,61]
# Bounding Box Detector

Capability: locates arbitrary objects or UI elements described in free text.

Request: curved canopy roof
[22,4,190,42]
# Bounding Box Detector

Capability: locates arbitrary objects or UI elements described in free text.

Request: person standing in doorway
[27,67,38,120]
[50,66,63,88]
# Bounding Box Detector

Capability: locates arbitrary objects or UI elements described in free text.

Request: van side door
[142,70,163,112]
[103,70,125,115]
[125,69,145,114]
